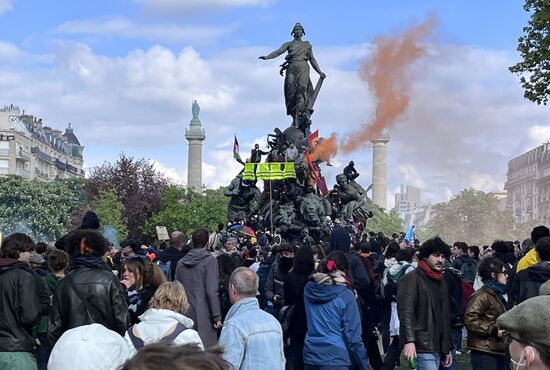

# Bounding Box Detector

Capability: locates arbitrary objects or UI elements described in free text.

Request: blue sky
[0,0,547,206]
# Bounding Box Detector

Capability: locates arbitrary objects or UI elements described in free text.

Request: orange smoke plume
[341,15,437,153]
[311,133,338,162]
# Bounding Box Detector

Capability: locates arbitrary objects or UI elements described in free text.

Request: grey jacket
[175,248,221,348]
[265,260,286,303]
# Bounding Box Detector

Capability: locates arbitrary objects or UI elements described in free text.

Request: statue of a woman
[259,23,326,124]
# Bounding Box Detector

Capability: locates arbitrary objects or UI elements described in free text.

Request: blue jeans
[445,328,462,370]
[470,350,507,370]
[417,353,442,370]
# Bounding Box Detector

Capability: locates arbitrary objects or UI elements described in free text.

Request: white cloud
[57,16,232,43]
[133,0,273,16]
[149,159,186,184]
[529,125,550,146]
[0,41,547,199]
[0,41,23,60]
[0,0,13,15]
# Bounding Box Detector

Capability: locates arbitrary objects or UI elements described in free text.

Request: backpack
[157,260,172,281]
[460,258,476,285]
[461,279,475,312]
[127,323,187,350]
[382,265,409,303]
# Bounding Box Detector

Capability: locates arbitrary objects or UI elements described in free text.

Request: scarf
[418,260,444,281]
[483,279,507,296]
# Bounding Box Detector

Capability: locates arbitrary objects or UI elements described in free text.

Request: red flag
[307,129,319,149]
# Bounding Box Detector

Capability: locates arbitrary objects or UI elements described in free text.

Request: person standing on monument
[259,22,326,123]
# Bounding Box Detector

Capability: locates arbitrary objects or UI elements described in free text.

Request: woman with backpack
[124,281,203,355]
[464,257,508,370]
[380,248,416,370]
[303,251,368,370]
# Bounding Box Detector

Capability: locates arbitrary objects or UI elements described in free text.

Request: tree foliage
[143,186,229,239]
[0,175,85,241]
[510,0,550,104]
[366,199,404,236]
[93,189,128,245]
[86,154,171,238]
[419,188,516,246]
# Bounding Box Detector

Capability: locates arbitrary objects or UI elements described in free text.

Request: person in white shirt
[124,281,203,356]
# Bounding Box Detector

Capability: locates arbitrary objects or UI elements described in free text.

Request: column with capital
[371,129,390,209]
[185,100,206,191]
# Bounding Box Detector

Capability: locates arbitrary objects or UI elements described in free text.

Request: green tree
[0,175,85,241]
[419,188,515,246]
[510,0,550,104]
[143,186,228,240]
[366,199,404,236]
[94,189,128,245]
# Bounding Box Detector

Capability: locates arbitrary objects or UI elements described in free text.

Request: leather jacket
[397,268,452,354]
[48,262,129,348]
[0,259,39,352]
[464,286,507,355]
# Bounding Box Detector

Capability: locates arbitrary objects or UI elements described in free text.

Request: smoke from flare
[341,15,437,153]
[311,134,338,162]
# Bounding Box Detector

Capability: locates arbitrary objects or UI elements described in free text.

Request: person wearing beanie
[397,237,453,370]
[517,226,550,273]
[175,228,221,347]
[497,296,550,370]
[54,211,101,251]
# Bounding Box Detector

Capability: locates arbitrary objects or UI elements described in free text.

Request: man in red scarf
[397,237,453,370]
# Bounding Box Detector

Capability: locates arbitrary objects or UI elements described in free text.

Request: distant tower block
[371,129,390,210]
[185,100,206,191]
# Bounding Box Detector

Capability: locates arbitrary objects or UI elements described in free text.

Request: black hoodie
[0,258,39,352]
[510,262,550,305]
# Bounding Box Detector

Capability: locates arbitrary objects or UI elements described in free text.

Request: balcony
[35,168,49,180]
[0,148,8,157]
[31,146,53,163]
[16,168,30,178]
[16,149,31,161]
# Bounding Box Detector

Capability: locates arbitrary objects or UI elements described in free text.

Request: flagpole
[269,178,274,236]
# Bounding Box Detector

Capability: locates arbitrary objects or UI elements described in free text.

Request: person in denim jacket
[218,267,285,370]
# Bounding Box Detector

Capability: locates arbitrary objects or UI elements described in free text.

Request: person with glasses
[464,257,508,370]
[497,295,550,370]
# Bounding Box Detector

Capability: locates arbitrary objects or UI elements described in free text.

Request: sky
[0,0,548,207]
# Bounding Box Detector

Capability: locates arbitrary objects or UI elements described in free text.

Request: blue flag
[404,225,415,244]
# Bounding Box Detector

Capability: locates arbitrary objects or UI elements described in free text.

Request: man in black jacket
[510,236,550,305]
[155,230,188,280]
[397,237,453,370]
[0,233,40,369]
[48,230,129,348]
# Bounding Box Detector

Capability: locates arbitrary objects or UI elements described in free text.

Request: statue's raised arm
[258,22,326,124]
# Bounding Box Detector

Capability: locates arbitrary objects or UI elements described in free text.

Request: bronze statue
[259,22,326,124]
[224,176,260,221]
[335,174,373,223]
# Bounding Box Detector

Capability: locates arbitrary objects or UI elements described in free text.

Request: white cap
[48,324,130,370]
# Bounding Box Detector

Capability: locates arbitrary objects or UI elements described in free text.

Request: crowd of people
[2,211,550,370]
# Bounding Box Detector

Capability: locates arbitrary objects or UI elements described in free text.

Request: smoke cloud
[341,15,437,153]
[311,133,338,162]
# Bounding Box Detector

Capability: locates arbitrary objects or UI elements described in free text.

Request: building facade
[504,142,550,224]
[394,184,431,230]
[0,105,84,181]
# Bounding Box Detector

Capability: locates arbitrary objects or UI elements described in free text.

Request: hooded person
[174,228,222,348]
[329,227,373,297]
[510,236,550,305]
[55,211,101,251]
[48,324,130,370]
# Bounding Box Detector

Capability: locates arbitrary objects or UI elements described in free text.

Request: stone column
[185,100,206,191]
[371,129,390,210]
